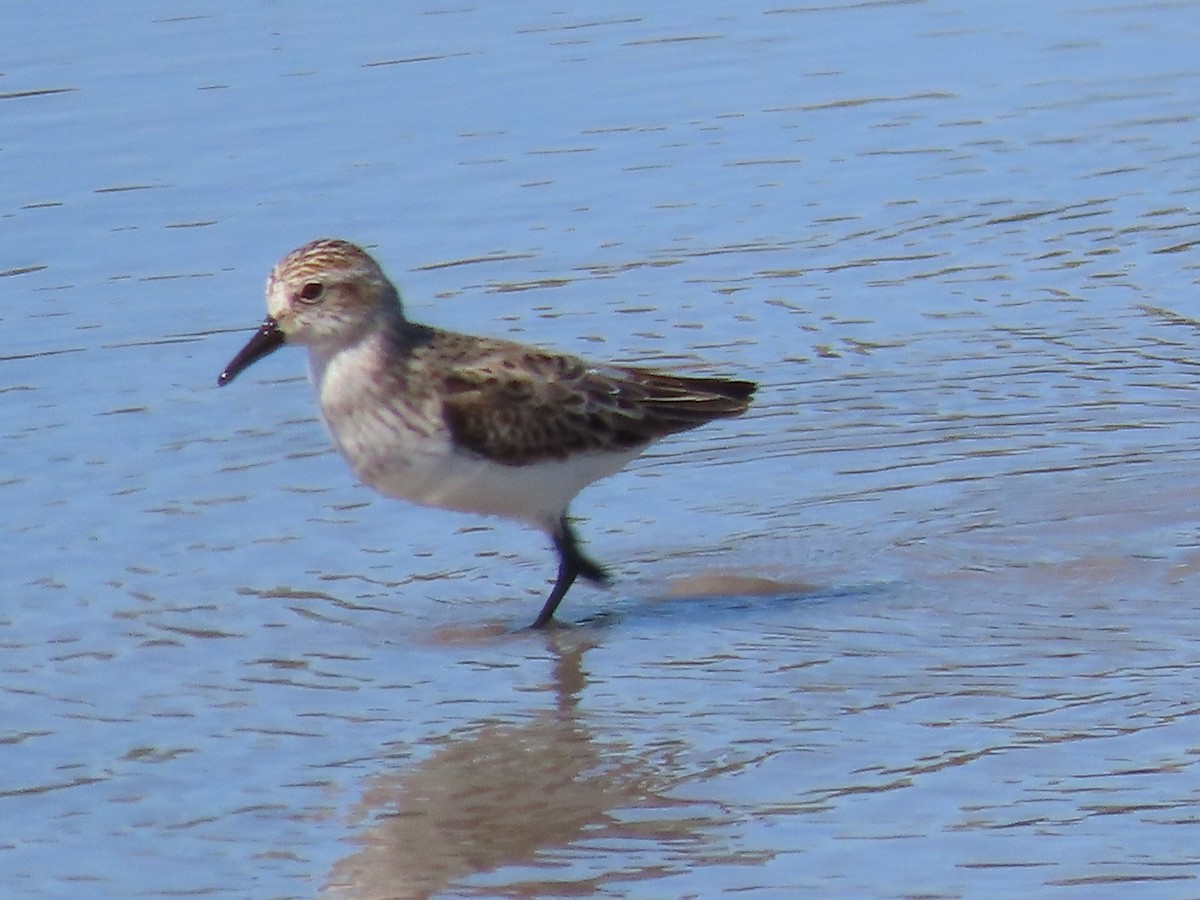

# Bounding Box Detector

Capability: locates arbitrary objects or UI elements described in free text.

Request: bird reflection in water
[322,632,758,898]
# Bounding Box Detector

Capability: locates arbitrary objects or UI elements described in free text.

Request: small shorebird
[219,239,755,627]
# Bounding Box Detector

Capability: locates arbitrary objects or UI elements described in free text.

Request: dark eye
[298,281,324,303]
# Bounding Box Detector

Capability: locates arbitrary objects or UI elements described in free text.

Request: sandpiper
[219,239,756,627]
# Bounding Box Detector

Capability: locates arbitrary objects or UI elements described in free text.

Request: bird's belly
[369,447,637,528]
[323,402,637,529]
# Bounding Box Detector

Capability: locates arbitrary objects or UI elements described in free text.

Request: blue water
[4,1,1200,897]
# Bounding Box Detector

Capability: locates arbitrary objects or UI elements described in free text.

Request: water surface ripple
[3,1,1200,897]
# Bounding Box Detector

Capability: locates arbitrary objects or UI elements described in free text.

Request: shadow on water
[407,571,888,638]
[579,576,891,631]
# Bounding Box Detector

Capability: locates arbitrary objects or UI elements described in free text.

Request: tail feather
[626,370,756,432]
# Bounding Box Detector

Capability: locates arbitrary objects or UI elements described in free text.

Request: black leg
[529,516,611,629]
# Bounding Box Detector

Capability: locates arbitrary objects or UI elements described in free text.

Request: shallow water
[4,1,1200,897]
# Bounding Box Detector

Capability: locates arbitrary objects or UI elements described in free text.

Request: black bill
[217,317,285,386]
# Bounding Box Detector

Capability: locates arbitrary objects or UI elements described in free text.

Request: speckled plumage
[219,238,756,627]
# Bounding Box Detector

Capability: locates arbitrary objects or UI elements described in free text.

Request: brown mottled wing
[437,342,755,466]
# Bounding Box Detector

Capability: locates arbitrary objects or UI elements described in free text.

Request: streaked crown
[266,239,403,346]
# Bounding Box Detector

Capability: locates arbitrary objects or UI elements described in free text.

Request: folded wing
[437,344,755,466]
